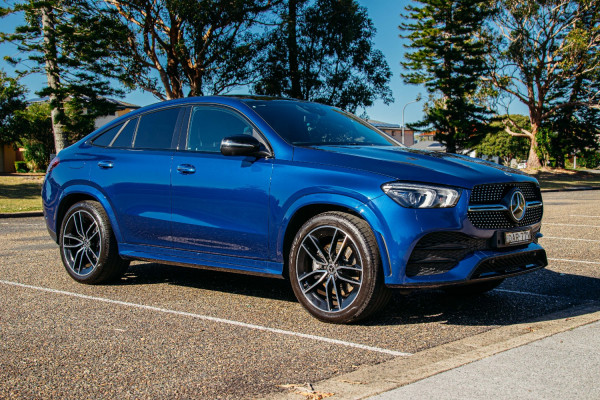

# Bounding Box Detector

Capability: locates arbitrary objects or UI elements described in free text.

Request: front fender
[273,192,393,277]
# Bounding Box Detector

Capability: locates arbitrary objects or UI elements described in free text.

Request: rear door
[170,105,273,260]
[90,107,183,247]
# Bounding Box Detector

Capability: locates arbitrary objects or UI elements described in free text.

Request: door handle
[177,164,196,174]
[98,161,114,169]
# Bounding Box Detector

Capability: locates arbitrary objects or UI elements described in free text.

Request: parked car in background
[42,96,547,323]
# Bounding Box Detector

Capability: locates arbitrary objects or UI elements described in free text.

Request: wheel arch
[278,194,392,278]
[56,186,123,243]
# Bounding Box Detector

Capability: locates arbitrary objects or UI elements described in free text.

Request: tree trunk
[287,0,301,99]
[445,137,456,153]
[41,6,69,153]
[444,127,457,153]
[527,123,542,168]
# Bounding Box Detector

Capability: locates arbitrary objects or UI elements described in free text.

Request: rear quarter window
[111,118,138,148]
[92,123,124,147]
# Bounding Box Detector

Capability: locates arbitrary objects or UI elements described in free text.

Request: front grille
[471,182,541,204]
[468,182,543,229]
[468,206,543,229]
[406,232,487,277]
[471,250,547,279]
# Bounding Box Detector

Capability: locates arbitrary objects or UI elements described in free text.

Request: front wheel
[59,200,129,284]
[289,212,390,324]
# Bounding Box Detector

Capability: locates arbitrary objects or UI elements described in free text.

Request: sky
[0,1,524,126]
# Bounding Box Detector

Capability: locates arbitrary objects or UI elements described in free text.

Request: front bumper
[366,190,547,288]
[385,244,547,288]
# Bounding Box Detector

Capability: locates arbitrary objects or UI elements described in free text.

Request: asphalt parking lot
[1,190,599,399]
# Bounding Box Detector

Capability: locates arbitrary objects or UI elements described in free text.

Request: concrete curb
[0,211,44,219]
[266,304,600,400]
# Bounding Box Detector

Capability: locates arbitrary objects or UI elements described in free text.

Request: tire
[59,200,129,284]
[443,278,505,296]
[289,212,391,324]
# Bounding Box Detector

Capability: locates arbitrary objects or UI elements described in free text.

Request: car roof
[134,95,302,112]
[99,95,316,132]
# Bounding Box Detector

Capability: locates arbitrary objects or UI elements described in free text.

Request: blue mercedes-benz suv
[42,96,547,323]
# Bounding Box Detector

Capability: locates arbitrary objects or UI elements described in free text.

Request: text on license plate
[505,230,531,245]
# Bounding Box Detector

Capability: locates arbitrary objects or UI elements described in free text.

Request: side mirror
[220,135,269,157]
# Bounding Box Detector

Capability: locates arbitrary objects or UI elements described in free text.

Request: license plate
[504,230,531,245]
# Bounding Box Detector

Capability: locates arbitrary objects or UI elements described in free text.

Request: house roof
[367,119,402,129]
[103,98,141,109]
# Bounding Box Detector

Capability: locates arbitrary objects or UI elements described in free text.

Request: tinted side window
[92,123,124,147]
[187,107,255,152]
[111,118,138,148]
[133,108,180,150]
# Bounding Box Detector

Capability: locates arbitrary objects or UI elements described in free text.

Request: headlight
[381,183,462,208]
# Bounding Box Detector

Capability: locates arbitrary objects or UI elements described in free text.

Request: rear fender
[57,185,123,243]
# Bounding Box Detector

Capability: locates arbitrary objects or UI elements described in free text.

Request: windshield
[242,99,399,147]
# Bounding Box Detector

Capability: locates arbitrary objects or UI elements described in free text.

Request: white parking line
[548,258,600,265]
[0,222,45,227]
[0,280,411,357]
[542,236,600,243]
[544,223,600,228]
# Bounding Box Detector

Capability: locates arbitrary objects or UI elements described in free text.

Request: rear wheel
[289,212,390,324]
[443,278,505,296]
[59,200,129,284]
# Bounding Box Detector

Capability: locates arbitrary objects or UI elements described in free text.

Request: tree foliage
[0,70,27,145]
[475,115,530,165]
[15,102,55,170]
[487,0,600,168]
[100,0,277,99]
[253,0,392,113]
[0,0,130,152]
[401,0,495,153]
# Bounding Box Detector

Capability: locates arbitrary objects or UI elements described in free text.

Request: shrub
[14,161,29,173]
[22,141,50,171]
[580,151,600,169]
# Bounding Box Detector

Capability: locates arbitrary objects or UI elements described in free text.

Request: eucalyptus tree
[475,115,530,165]
[486,0,600,168]
[253,0,393,113]
[102,0,277,99]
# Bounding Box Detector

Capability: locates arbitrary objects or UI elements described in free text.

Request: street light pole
[402,94,421,145]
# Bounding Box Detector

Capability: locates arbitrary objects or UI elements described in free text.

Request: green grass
[0,174,44,213]
[527,169,600,190]
[0,168,599,214]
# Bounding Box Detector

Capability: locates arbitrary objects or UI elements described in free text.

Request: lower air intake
[471,250,548,279]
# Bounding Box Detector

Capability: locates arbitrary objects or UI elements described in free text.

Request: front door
[170,106,272,260]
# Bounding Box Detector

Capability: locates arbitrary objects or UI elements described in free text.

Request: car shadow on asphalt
[118,262,297,302]
[368,269,600,327]
[117,263,600,328]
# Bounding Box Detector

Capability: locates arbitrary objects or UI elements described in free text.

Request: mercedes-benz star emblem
[509,189,526,222]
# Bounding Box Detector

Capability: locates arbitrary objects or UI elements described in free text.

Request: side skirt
[119,243,285,279]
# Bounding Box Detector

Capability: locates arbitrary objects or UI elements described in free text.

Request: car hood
[292,145,536,189]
